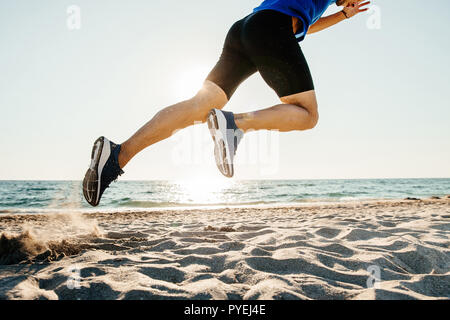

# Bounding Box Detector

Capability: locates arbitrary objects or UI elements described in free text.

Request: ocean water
[0,179,448,214]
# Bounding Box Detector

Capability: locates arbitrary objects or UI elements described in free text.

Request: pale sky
[0,0,449,180]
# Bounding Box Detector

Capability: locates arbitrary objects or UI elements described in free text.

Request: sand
[0,198,449,300]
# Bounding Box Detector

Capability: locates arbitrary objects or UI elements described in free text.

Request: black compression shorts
[206,9,315,100]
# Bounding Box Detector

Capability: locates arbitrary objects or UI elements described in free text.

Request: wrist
[341,10,349,19]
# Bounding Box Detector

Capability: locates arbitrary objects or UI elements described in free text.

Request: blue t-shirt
[254,0,337,41]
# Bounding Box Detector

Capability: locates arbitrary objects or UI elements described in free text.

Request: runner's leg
[119,16,256,169]
[118,81,227,168]
[234,90,319,132]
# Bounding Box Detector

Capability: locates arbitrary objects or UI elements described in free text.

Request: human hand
[343,0,371,19]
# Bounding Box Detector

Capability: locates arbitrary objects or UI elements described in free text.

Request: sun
[175,177,235,205]
[173,65,211,100]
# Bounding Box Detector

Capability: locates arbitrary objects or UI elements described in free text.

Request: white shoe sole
[207,109,234,178]
[96,138,111,204]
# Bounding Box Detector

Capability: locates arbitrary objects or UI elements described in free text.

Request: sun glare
[173,65,211,100]
[175,177,234,205]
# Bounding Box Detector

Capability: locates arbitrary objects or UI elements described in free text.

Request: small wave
[24,187,53,192]
[256,186,273,190]
[271,193,292,198]
[115,200,277,209]
[0,200,31,207]
[110,197,131,203]
[117,200,204,208]
[325,193,350,197]
[0,210,15,214]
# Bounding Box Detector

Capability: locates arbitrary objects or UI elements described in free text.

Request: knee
[188,95,218,123]
[305,109,319,130]
[293,102,319,130]
[190,81,228,121]
[280,91,319,130]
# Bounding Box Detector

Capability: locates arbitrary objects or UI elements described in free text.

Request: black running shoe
[83,137,124,207]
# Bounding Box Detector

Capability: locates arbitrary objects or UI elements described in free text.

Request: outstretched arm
[307,0,370,35]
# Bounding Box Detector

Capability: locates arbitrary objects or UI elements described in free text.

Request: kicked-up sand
[0,198,449,300]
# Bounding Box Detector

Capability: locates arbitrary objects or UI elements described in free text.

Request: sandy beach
[0,198,449,300]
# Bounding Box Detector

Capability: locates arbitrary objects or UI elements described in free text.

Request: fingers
[358,1,371,12]
[359,1,371,7]
[351,0,370,8]
[347,0,371,16]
